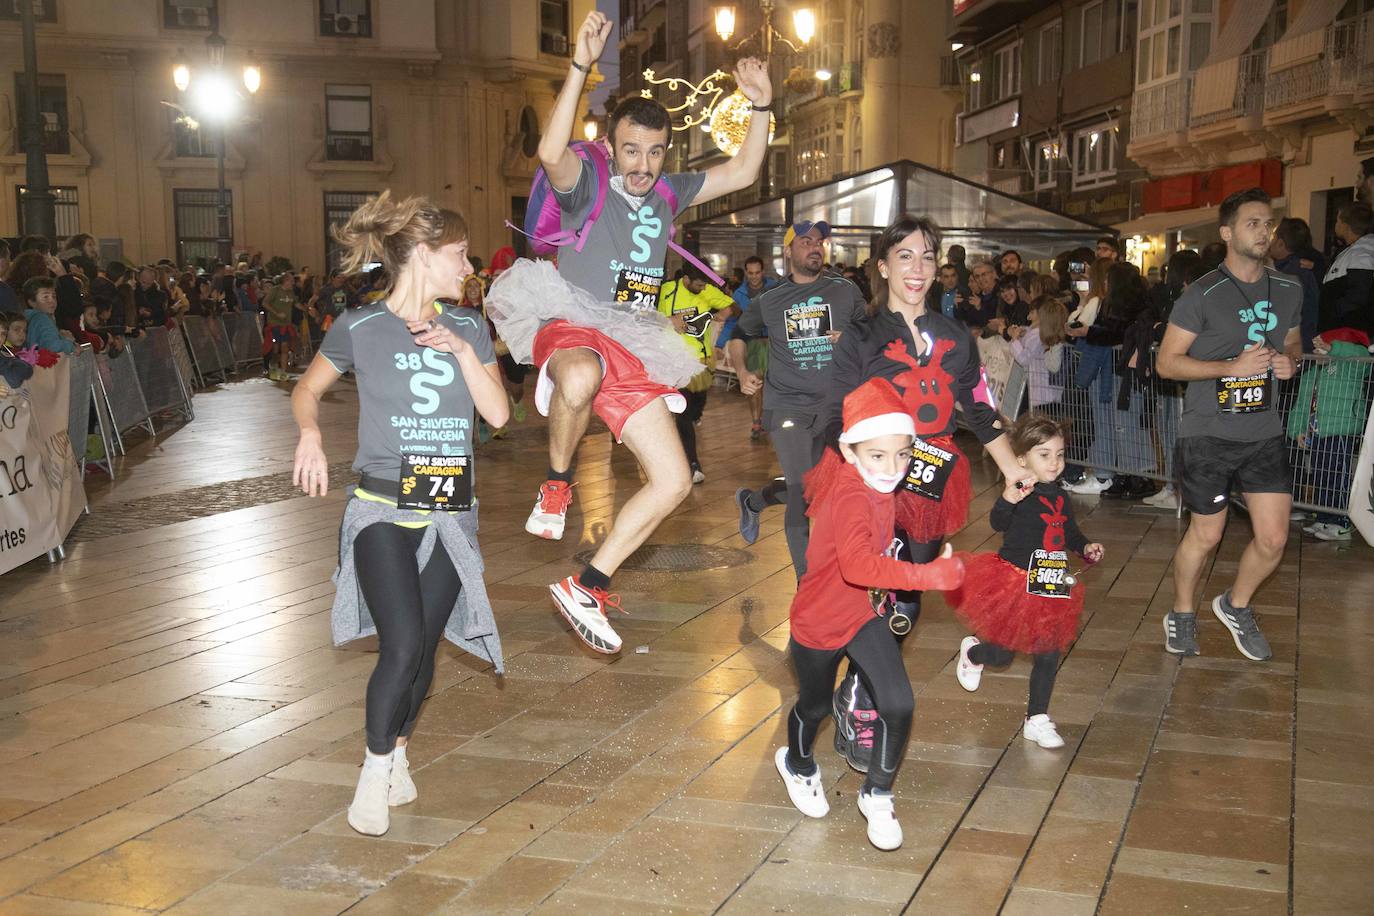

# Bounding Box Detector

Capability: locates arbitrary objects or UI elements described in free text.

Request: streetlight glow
[583,116,598,142]
[242,63,261,95]
[191,71,240,122]
[714,6,736,43]
[173,62,191,92]
[815,68,832,81]
[792,8,816,45]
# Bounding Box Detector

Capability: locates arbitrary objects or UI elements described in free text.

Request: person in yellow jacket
[659,264,740,483]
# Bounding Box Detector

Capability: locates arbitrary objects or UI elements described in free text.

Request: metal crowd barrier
[180,314,233,384]
[94,348,154,438]
[167,322,198,395]
[992,341,1373,518]
[1282,350,1374,516]
[65,346,113,476]
[128,327,193,422]
[221,311,265,371]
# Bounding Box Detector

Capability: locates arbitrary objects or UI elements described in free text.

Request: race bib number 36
[398,454,472,511]
[901,436,957,500]
[1027,549,1072,598]
[1216,372,1271,413]
[784,302,832,341]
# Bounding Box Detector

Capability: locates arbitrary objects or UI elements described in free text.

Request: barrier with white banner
[0,355,88,575]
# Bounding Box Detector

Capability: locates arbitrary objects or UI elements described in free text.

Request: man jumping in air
[487,9,771,654]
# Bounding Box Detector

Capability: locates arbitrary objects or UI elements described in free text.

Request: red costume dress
[950,482,1089,654]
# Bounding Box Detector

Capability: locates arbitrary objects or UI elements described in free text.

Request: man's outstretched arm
[697,58,773,205]
[538,11,612,193]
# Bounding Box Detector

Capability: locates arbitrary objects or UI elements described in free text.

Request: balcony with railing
[1128,78,1191,147]
[1265,11,1374,119]
[1190,48,1268,130]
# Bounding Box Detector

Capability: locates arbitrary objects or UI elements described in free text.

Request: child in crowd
[775,378,966,851]
[950,413,1104,749]
[1009,295,1069,415]
[1,313,24,352]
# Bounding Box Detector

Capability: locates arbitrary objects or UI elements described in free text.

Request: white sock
[364,749,393,769]
[393,744,409,766]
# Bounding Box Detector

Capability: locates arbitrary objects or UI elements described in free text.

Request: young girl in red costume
[950,412,1104,748]
[775,378,965,851]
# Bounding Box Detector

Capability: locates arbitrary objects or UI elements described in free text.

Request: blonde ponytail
[331,190,468,292]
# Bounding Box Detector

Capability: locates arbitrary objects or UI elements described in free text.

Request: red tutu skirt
[895,435,970,541]
[948,553,1083,654]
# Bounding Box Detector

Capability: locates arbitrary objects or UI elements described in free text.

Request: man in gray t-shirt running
[509,10,774,655]
[1158,187,1301,663]
[726,221,868,574]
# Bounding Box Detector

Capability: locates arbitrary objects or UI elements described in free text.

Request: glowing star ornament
[709,90,774,157]
[639,67,729,133]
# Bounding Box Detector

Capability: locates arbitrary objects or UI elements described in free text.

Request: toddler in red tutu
[949,412,1104,749]
[775,378,965,851]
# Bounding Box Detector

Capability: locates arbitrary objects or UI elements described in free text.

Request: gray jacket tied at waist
[330,489,504,674]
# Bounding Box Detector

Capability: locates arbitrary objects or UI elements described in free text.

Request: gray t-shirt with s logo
[553,157,706,311]
[319,302,496,478]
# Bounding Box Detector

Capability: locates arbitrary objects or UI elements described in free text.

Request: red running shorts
[531,319,685,441]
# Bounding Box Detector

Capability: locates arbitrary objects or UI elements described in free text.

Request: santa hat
[839,378,916,444]
[1317,327,1371,349]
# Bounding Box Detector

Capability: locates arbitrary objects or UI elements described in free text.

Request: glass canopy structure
[686,160,1109,270]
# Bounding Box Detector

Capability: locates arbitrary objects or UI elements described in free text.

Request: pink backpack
[510,142,724,286]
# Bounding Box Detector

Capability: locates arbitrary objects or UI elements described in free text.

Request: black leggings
[969,643,1061,717]
[844,531,942,711]
[788,617,914,792]
[674,388,709,466]
[354,522,462,754]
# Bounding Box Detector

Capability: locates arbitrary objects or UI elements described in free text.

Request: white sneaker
[389,750,417,806]
[691,466,706,485]
[348,753,392,835]
[550,575,623,654]
[1023,714,1065,749]
[1311,522,1352,542]
[773,747,829,818]
[525,480,573,540]
[1064,476,1113,495]
[956,636,983,692]
[857,789,903,850]
[1143,486,1180,509]
[1290,510,1311,523]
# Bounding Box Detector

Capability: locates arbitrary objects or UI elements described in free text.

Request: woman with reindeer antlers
[812,215,1037,774]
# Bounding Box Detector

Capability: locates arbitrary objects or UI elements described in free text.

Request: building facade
[950,0,1374,272]
[950,0,1142,264]
[1125,0,1374,264]
[1,0,598,268]
[617,0,960,269]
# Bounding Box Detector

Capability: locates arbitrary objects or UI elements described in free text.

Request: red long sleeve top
[790,464,959,650]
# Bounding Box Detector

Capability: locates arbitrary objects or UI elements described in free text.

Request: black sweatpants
[969,643,1061,717]
[765,410,826,576]
[674,388,709,467]
[844,531,942,711]
[353,522,462,754]
[788,617,914,792]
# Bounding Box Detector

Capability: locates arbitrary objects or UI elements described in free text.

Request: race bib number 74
[398,454,472,511]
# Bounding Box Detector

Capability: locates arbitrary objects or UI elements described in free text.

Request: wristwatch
[571,60,592,74]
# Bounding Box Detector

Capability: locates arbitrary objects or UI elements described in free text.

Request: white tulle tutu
[486,259,702,389]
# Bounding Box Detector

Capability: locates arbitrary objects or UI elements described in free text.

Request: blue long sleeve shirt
[24,309,76,353]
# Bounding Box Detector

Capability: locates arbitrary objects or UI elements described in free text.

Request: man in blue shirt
[728,255,777,439]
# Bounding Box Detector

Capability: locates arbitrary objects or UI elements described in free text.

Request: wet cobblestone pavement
[67,460,358,542]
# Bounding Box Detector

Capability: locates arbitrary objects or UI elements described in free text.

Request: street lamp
[583,114,599,142]
[712,2,814,53]
[170,22,260,266]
